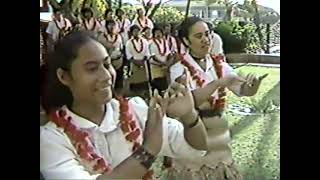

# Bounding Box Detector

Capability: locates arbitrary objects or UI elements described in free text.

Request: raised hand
[166,68,195,119]
[142,89,168,155]
[240,73,269,96]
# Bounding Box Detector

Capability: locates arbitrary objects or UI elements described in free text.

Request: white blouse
[211,33,224,55]
[125,37,150,60]
[149,38,170,64]
[170,53,240,95]
[46,18,72,42]
[98,33,123,59]
[40,97,206,180]
[132,17,154,30]
[165,35,177,53]
[116,18,131,42]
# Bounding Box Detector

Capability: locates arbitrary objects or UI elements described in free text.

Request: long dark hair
[178,16,205,47]
[41,31,98,114]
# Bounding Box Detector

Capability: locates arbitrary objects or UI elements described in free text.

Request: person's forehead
[189,21,209,35]
[77,41,107,61]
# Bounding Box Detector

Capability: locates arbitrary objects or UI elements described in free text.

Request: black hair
[178,16,205,47]
[115,8,124,17]
[81,8,93,17]
[206,22,214,32]
[53,8,61,14]
[142,26,151,33]
[105,9,113,17]
[137,8,144,13]
[152,25,163,38]
[105,20,116,33]
[41,31,99,113]
[130,24,141,33]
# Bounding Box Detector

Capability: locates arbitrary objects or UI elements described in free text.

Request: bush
[214,20,264,54]
[152,7,184,24]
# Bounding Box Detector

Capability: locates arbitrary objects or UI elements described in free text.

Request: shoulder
[40,122,71,147]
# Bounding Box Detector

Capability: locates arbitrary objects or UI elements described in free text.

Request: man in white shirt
[46,9,72,51]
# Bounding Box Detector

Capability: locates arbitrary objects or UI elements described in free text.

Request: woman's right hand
[142,89,168,155]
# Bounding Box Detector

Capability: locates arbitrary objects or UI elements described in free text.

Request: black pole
[185,0,191,19]
[266,23,270,54]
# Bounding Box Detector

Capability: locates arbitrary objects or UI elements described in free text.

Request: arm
[179,109,208,150]
[191,80,221,107]
[41,126,156,180]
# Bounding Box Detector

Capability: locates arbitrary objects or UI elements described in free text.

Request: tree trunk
[252,0,267,53]
[118,0,122,8]
[149,1,162,20]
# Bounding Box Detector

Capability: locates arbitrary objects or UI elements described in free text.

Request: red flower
[58,109,66,118]
[129,121,137,130]
[125,129,141,142]
[120,123,131,132]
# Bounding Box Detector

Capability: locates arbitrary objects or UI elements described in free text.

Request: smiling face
[58,40,116,107]
[184,21,212,58]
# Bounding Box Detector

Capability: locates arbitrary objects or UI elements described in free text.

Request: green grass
[225,66,280,180]
[153,66,280,180]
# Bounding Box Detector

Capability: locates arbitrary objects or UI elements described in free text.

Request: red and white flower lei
[132,38,144,53]
[48,96,153,179]
[154,38,167,56]
[104,33,119,44]
[178,54,227,112]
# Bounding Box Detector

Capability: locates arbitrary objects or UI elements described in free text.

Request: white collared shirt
[125,37,150,60]
[98,33,123,59]
[149,38,170,64]
[165,35,177,53]
[132,17,154,30]
[170,53,240,95]
[116,18,131,42]
[211,33,224,55]
[46,18,72,42]
[40,97,206,180]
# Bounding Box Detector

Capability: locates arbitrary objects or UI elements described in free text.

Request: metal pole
[185,0,191,19]
[266,23,270,54]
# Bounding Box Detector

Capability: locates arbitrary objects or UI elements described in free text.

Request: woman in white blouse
[166,16,268,180]
[79,8,102,33]
[97,20,124,90]
[149,25,172,93]
[125,25,151,93]
[40,31,208,180]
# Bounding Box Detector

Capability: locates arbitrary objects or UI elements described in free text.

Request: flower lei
[83,18,97,31]
[154,38,167,56]
[54,18,70,39]
[104,33,119,44]
[48,96,153,180]
[178,53,227,112]
[138,18,148,28]
[166,35,173,51]
[132,38,144,53]
[54,18,69,31]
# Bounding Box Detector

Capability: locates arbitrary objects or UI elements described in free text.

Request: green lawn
[227,66,280,180]
[153,66,280,180]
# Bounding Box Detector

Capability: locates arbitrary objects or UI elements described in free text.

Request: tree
[47,0,108,23]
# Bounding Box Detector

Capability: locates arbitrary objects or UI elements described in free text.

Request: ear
[56,68,72,87]
[182,37,190,47]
